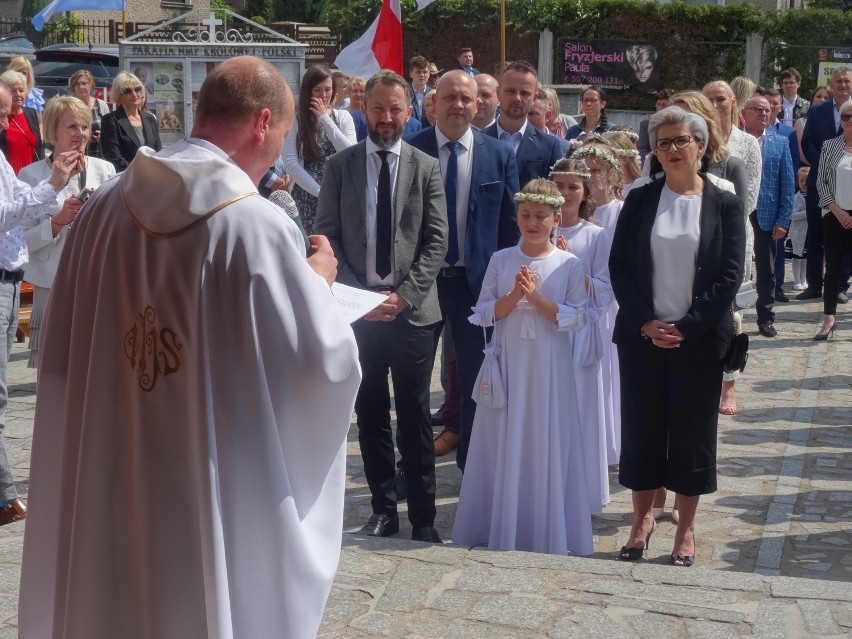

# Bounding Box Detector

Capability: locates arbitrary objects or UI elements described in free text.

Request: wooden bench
[16,282,33,343]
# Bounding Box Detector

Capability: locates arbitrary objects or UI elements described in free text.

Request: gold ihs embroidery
[124,305,182,391]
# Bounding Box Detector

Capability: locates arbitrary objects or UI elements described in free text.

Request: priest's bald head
[192,56,294,184]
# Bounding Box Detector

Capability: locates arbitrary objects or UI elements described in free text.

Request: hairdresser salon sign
[563,40,662,92]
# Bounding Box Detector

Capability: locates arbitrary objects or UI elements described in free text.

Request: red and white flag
[415,0,438,8]
[334,0,403,78]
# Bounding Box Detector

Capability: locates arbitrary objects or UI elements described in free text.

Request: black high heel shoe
[618,520,655,561]
[813,324,836,341]
[670,552,694,567]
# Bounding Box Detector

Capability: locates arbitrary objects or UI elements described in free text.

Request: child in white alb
[789,166,809,290]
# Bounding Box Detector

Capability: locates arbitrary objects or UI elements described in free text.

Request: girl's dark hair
[583,85,609,134]
[297,65,333,163]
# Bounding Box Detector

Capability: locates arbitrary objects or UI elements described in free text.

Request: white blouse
[651,185,702,323]
[725,127,761,215]
[836,152,852,210]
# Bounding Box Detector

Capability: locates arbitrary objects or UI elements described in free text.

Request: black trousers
[823,212,852,316]
[804,189,825,294]
[750,212,777,324]
[617,336,724,497]
[436,272,485,472]
[353,318,439,528]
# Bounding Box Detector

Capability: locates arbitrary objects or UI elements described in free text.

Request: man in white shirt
[0,82,81,527]
[779,68,809,127]
[18,57,362,639]
[316,70,448,543]
[407,71,519,471]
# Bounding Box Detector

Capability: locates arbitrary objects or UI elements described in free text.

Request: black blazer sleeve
[100,107,162,172]
[610,178,745,360]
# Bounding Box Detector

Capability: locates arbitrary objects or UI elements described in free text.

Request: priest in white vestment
[18,57,361,639]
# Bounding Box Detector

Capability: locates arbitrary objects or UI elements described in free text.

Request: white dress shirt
[496,119,528,154]
[435,126,473,267]
[365,137,401,287]
[651,185,702,323]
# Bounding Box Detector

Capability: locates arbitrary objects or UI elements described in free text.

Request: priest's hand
[306,235,337,286]
[49,149,86,192]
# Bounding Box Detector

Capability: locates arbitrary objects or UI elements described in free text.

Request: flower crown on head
[548,163,591,180]
[514,192,565,208]
[608,147,641,161]
[572,144,621,170]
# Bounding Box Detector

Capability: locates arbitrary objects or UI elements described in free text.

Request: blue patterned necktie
[445,141,459,266]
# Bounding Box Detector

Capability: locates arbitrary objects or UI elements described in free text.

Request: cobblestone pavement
[1,282,851,638]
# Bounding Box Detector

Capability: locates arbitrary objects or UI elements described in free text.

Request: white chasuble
[19,139,361,639]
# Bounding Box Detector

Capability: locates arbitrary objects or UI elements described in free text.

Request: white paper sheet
[331,283,389,324]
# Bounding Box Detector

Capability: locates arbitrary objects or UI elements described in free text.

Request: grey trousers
[0,279,20,502]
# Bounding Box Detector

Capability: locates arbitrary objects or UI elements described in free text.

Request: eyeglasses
[655,135,695,151]
[746,107,771,114]
[122,86,144,95]
[582,98,601,104]
[841,114,852,122]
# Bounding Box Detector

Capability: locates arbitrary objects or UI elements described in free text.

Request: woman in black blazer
[814,100,852,340]
[610,107,744,567]
[100,71,161,172]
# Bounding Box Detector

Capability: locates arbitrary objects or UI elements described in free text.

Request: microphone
[268,189,311,254]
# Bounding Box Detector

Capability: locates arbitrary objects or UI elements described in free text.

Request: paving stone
[548,615,591,639]
[402,614,527,639]
[455,565,556,594]
[572,578,742,608]
[374,560,453,613]
[770,576,852,601]
[683,619,742,639]
[467,548,633,576]
[753,599,792,639]
[624,611,685,639]
[630,565,766,593]
[349,611,398,636]
[567,605,637,639]
[465,594,564,630]
[797,599,842,636]
[427,589,481,614]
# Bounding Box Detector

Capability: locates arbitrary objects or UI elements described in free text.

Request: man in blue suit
[761,87,801,301]
[481,60,564,189]
[799,67,852,301]
[407,70,520,472]
[743,96,794,338]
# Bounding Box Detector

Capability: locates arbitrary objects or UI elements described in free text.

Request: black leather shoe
[359,513,399,537]
[775,289,790,302]
[411,526,443,543]
[838,291,849,304]
[796,288,822,300]
[394,467,408,501]
[757,321,777,338]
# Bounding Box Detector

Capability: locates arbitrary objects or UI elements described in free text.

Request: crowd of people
[0,45,850,637]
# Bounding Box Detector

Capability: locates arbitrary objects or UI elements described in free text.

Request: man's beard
[368,125,403,149]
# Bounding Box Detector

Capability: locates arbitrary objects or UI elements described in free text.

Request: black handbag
[724,332,749,374]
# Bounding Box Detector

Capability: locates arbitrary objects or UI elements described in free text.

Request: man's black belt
[0,269,24,283]
[439,266,466,278]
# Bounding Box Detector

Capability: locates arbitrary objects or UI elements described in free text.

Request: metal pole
[500,0,506,70]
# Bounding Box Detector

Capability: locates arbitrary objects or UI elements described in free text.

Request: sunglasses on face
[122,86,144,95]
[655,135,694,151]
[841,114,852,122]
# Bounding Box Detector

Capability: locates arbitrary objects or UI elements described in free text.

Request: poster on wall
[816,48,852,87]
[563,40,662,92]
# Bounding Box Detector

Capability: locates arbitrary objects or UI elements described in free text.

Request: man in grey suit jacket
[315,71,448,544]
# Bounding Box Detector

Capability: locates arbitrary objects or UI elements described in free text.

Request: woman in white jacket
[19,96,116,368]
[283,65,356,234]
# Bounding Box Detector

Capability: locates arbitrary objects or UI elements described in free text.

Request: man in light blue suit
[743,95,794,338]
[481,60,564,189]
[407,70,520,472]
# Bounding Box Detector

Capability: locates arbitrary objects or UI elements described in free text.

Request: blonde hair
[703,80,739,130]
[574,138,624,200]
[518,178,563,212]
[110,71,144,105]
[42,96,92,148]
[672,90,728,166]
[729,77,756,116]
[602,130,641,181]
[7,56,34,92]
